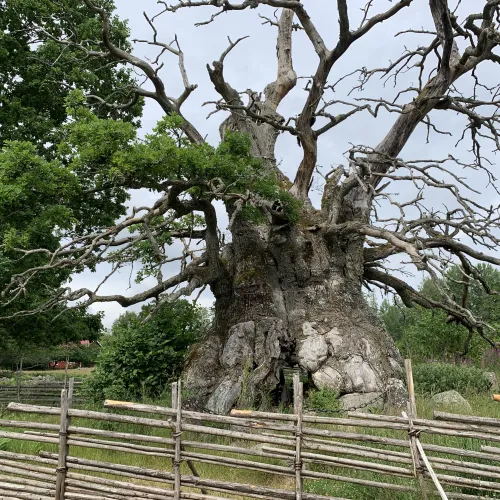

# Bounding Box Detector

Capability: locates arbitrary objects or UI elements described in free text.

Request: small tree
[86,300,208,401]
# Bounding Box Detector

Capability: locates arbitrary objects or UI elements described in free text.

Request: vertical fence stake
[172,381,182,500]
[64,356,69,388]
[15,372,21,403]
[415,439,448,499]
[293,373,303,500]
[405,359,429,500]
[55,378,73,500]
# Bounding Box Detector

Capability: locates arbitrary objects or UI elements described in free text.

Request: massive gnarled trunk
[184,107,402,413]
[184,213,403,414]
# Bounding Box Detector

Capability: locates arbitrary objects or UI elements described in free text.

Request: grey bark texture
[184,162,403,413]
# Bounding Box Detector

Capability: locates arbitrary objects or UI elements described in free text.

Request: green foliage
[424,264,500,328]
[0,306,103,368]
[0,0,142,155]
[3,107,303,297]
[395,307,482,363]
[379,263,500,364]
[85,300,208,401]
[0,0,141,352]
[0,334,102,370]
[413,362,491,395]
[0,141,78,248]
[55,343,101,366]
[306,388,342,413]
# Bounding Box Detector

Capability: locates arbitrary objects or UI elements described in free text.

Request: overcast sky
[73,0,499,327]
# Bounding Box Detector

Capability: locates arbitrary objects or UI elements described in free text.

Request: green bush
[306,388,342,413]
[85,300,209,401]
[413,362,491,395]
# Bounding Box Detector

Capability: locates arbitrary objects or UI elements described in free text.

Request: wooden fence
[0,379,85,407]
[1,362,500,498]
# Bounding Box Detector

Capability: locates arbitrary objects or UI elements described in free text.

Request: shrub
[413,362,491,395]
[85,300,209,401]
[306,388,342,413]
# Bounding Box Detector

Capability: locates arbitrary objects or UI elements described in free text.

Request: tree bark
[185,177,402,413]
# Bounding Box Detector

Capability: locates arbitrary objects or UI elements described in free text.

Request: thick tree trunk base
[184,260,403,414]
[184,212,403,414]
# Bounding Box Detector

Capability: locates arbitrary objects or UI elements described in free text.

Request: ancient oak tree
[3,0,500,412]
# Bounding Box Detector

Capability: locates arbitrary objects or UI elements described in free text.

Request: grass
[0,368,94,386]
[1,387,500,499]
[22,367,95,377]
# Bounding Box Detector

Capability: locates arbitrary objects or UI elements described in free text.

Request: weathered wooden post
[405,359,429,500]
[55,378,74,500]
[293,372,304,500]
[171,381,182,500]
[15,372,21,403]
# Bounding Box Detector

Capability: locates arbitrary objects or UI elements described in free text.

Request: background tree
[2,0,500,413]
[0,0,142,153]
[86,300,208,401]
[0,0,141,352]
[380,264,500,363]
[0,307,103,371]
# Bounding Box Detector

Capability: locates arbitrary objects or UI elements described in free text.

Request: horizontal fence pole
[13,402,500,446]
[40,452,414,495]
[0,430,59,444]
[0,419,59,431]
[434,411,500,428]
[0,386,83,391]
[104,400,295,432]
[0,458,56,476]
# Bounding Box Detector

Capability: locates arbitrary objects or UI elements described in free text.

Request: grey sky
[72,0,499,327]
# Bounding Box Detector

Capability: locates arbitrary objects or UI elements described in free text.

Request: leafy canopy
[0,0,141,350]
[2,95,300,287]
[0,0,142,155]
